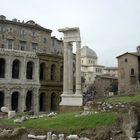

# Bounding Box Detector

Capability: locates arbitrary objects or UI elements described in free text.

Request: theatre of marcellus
[0,15,65,113]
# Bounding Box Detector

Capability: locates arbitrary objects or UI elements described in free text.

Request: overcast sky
[1,0,140,66]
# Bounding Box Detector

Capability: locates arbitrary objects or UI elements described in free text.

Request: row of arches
[0,91,58,112]
[0,58,63,82]
[0,58,34,79]
[39,62,63,81]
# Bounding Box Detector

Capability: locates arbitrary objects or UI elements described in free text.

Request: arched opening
[60,65,63,82]
[12,59,20,79]
[11,92,19,112]
[51,64,56,81]
[26,91,32,111]
[39,63,46,81]
[39,92,46,112]
[131,68,135,75]
[26,61,34,79]
[0,58,5,78]
[51,93,57,111]
[0,91,4,110]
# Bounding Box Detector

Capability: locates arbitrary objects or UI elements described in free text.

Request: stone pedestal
[59,94,83,106]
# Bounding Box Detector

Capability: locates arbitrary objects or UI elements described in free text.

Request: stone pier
[58,27,83,110]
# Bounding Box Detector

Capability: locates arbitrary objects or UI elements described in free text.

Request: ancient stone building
[94,75,118,98]
[103,67,118,77]
[0,15,63,113]
[117,46,140,94]
[37,53,63,112]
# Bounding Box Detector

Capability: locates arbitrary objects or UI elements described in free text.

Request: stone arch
[26,91,33,111]
[51,92,57,111]
[0,91,4,110]
[0,58,5,78]
[51,64,56,81]
[39,63,46,81]
[12,59,20,79]
[60,65,63,82]
[39,92,46,112]
[11,91,19,112]
[26,61,34,79]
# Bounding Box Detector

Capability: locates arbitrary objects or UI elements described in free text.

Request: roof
[0,19,52,33]
[81,46,97,59]
[116,52,140,58]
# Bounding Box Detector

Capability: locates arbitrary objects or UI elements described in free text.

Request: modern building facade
[0,15,63,113]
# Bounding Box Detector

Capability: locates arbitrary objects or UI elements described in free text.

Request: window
[39,63,46,81]
[32,43,38,51]
[20,41,26,51]
[125,58,127,62]
[26,61,34,79]
[51,64,56,81]
[43,38,47,44]
[131,68,134,75]
[6,39,13,49]
[12,60,20,79]
[0,58,5,78]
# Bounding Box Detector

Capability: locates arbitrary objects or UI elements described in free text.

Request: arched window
[39,92,46,112]
[60,66,63,82]
[51,93,57,111]
[51,64,56,81]
[0,91,4,110]
[12,59,20,79]
[26,61,34,79]
[40,63,46,81]
[0,58,5,78]
[11,92,19,112]
[131,68,134,75]
[26,91,32,111]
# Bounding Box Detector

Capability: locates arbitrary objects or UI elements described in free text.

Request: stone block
[1,106,9,113]
[8,111,16,118]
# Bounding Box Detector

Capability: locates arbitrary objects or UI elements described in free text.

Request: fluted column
[63,42,69,94]
[75,41,81,94]
[68,43,73,94]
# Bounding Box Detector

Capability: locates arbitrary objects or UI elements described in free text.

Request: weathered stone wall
[94,75,118,98]
[117,53,139,94]
[38,53,63,112]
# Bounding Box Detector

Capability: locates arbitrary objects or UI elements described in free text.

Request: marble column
[63,42,69,94]
[75,41,81,95]
[4,89,11,110]
[68,42,73,94]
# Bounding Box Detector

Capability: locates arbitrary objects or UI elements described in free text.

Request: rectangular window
[20,41,26,50]
[6,39,13,49]
[32,43,38,51]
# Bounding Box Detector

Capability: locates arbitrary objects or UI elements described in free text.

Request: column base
[59,94,83,106]
[59,105,83,112]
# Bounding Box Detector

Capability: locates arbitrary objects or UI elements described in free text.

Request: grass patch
[0,112,117,133]
[105,90,140,104]
[106,95,140,104]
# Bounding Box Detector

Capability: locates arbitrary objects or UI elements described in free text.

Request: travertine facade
[0,15,63,113]
[117,47,140,94]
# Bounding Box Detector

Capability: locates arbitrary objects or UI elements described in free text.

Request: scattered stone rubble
[13,112,57,124]
[27,132,90,140]
[81,100,128,115]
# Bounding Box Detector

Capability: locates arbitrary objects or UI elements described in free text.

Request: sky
[1,0,140,66]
